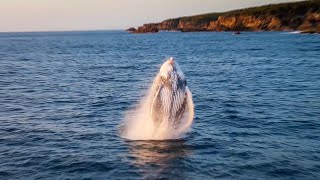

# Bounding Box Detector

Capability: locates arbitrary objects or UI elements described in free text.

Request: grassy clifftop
[225,0,320,17]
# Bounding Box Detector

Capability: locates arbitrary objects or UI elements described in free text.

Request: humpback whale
[149,57,194,134]
[121,57,194,140]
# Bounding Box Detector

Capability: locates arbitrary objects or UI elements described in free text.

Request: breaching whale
[121,57,194,140]
[149,57,194,134]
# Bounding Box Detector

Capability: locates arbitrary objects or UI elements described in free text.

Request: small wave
[288,31,302,34]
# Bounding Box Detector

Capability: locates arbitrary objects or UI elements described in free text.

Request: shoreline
[127,1,320,34]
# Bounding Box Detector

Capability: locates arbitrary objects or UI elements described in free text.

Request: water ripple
[0,31,319,179]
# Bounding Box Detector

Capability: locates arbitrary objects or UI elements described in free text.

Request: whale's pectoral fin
[177,86,194,134]
[150,84,163,127]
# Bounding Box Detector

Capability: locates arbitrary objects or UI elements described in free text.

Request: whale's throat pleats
[151,76,187,128]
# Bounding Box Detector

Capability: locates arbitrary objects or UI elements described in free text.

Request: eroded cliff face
[129,12,320,34]
[207,16,284,31]
[298,13,320,33]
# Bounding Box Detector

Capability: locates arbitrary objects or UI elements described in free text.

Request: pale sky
[0,0,303,32]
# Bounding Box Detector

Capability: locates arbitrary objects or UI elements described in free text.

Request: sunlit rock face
[129,1,320,34]
[299,13,320,34]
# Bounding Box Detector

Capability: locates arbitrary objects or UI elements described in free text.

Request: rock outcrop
[127,24,159,33]
[126,27,136,32]
[129,0,320,34]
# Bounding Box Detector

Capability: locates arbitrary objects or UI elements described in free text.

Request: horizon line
[0,28,126,34]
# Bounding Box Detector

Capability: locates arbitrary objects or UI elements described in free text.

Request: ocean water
[0,31,319,179]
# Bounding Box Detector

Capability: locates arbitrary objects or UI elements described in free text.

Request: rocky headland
[128,0,320,34]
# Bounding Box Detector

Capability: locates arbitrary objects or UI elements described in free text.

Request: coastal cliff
[128,0,320,33]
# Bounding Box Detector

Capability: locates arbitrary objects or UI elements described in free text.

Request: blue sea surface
[0,31,319,179]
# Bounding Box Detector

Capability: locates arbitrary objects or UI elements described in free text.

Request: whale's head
[159,57,186,87]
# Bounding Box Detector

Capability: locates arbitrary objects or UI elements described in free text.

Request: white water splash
[120,60,194,140]
[287,31,302,34]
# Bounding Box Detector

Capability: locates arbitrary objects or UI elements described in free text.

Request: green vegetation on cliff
[225,0,320,17]
[176,12,222,24]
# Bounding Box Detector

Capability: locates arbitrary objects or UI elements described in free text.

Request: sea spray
[120,58,194,140]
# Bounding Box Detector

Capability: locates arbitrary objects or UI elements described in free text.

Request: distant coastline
[127,0,320,34]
